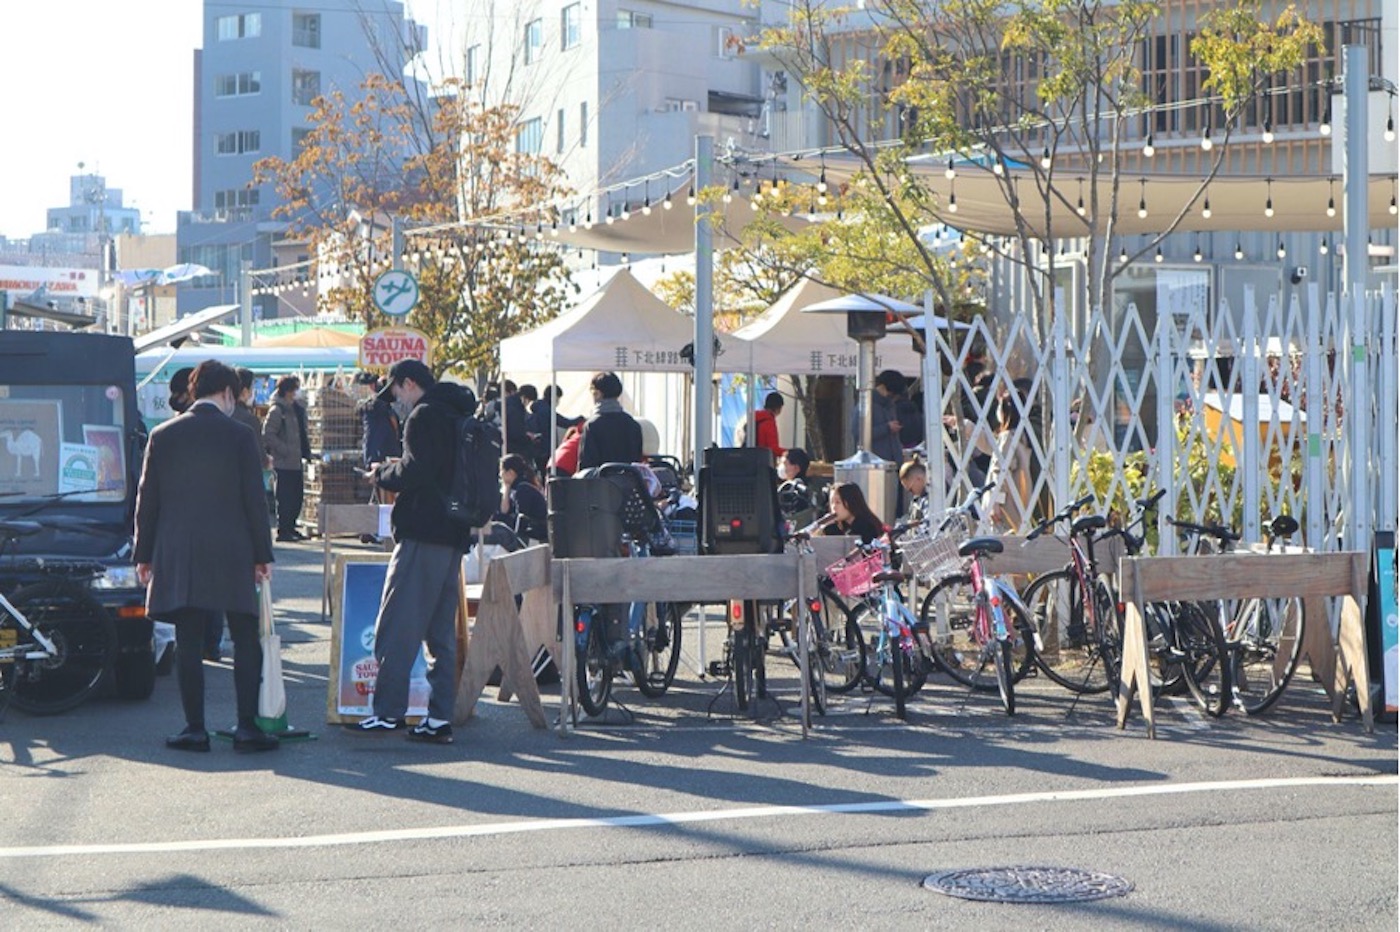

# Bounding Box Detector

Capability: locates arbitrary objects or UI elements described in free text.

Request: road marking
[0,774,1392,860]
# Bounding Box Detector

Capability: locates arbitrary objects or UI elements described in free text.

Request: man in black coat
[351,360,477,744]
[134,360,276,753]
[577,371,643,469]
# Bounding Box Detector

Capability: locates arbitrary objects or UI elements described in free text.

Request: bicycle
[1018,494,1119,695]
[1041,493,1230,716]
[0,519,118,716]
[570,465,683,717]
[1170,513,1302,715]
[911,488,1033,714]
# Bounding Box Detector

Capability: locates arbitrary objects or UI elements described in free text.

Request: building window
[617,10,653,29]
[215,131,261,155]
[216,13,261,40]
[556,109,566,153]
[524,19,543,64]
[580,101,588,147]
[292,12,321,49]
[562,4,581,50]
[465,44,480,85]
[215,71,262,97]
[292,69,321,106]
[516,117,543,155]
[213,188,261,210]
[292,127,312,151]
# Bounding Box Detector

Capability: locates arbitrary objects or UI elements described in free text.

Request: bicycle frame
[0,589,58,661]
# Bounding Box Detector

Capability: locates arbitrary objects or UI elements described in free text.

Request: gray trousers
[371,538,463,721]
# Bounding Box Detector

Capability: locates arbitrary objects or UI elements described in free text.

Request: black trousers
[171,608,261,731]
[275,467,304,535]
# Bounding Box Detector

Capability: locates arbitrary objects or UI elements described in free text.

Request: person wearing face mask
[134,359,276,754]
[262,375,313,542]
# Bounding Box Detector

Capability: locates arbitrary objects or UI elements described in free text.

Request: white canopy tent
[499,269,747,460]
[731,277,927,377]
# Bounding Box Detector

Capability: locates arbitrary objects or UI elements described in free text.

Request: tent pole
[694,135,715,465]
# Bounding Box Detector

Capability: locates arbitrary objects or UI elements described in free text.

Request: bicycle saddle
[1269,515,1299,537]
[958,536,1004,557]
[0,520,43,538]
[872,570,910,584]
[1071,514,1107,536]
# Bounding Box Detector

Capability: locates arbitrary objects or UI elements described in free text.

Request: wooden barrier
[1116,551,1373,738]
[553,552,820,735]
[454,544,553,728]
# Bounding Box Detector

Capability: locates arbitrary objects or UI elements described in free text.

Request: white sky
[0,0,459,241]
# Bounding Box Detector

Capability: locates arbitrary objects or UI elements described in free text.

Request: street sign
[372,269,419,317]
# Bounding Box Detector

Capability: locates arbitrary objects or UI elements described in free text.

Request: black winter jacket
[373,381,477,549]
[578,407,643,470]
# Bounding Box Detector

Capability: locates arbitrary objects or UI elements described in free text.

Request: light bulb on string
[621,251,630,267]
[1262,119,1274,145]
[686,185,696,206]
[1040,146,1051,170]
[1386,107,1396,143]
[605,203,615,225]
[1264,178,1274,218]
[945,156,956,180]
[1076,178,1085,216]
[1143,132,1155,158]
[1391,186,1398,216]
[1327,178,1337,218]
[583,206,594,230]
[723,177,736,204]
[947,177,957,213]
[1234,242,1244,261]
[1119,244,1128,264]
[662,189,673,210]
[1200,122,1213,151]
[1319,92,1331,135]
[642,180,652,215]
[1320,238,1330,255]
[992,159,1004,176]
[1193,238,1203,262]
[1137,178,1148,219]
[1202,195,1212,219]
[620,199,631,221]
[817,161,828,194]
[1277,240,1286,259]
[1154,246,1164,263]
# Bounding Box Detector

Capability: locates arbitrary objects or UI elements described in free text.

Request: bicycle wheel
[1174,601,1229,717]
[799,610,827,716]
[732,619,760,712]
[851,601,924,700]
[632,602,682,698]
[5,579,116,716]
[1022,568,1111,694]
[816,593,865,694]
[1098,585,1127,701]
[575,611,612,717]
[919,575,1030,691]
[1226,596,1303,715]
[994,639,1016,715]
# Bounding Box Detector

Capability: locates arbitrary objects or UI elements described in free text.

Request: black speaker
[699,447,782,555]
[547,478,623,559]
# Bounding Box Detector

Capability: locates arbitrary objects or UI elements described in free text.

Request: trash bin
[834,449,898,524]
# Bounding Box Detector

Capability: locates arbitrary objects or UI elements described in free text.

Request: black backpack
[445,414,502,529]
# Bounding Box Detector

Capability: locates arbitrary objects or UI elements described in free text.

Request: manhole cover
[922,866,1133,904]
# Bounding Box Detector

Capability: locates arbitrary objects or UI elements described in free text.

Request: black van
[0,330,156,701]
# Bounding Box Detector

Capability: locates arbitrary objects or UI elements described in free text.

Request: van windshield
[0,383,128,503]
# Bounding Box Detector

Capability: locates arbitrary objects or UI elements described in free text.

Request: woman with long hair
[822,481,885,545]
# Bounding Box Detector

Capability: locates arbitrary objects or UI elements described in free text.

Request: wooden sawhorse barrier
[553,552,820,736]
[1116,551,1373,738]
[454,545,555,729]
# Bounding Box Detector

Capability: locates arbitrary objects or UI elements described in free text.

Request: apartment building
[177,0,425,317]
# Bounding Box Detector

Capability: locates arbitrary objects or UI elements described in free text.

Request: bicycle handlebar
[1024,494,1095,541]
[1166,516,1241,543]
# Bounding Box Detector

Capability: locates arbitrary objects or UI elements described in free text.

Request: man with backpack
[351,359,477,744]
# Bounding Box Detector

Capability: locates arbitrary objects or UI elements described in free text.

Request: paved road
[2,538,1395,928]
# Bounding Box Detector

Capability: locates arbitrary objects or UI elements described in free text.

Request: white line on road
[0,774,1392,860]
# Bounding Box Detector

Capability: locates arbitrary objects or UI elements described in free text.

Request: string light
[1327,178,1337,218]
[1277,240,1286,259]
[945,156,956,180]
[1040,146,1051,169]
[1200,119,1213,151]
[605,202,615,224]
[1193,237,1203,262]
[662,188,673,210]
[947,177,957,213]
[686,185,696,206]
[1137,178,1148,218]
[992,159,1004,176]
[642,180,652,215]
[1143,132,1155,158]
[1386,104,1396,143]
[1202,195,1212,219]
[1319,90,1332,135]
[1319,237,1329,255]
[817,153,828,194]
[1076,178,1085,216]
[1234,242,1244,260]
[1264,178,1274,218]
[1391,182,1398,216]
[1154,246,1164,263]
[1262,119,1274,145]
[1119,243,1128,263]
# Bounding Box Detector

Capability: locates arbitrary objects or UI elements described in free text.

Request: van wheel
[113,644,157,700]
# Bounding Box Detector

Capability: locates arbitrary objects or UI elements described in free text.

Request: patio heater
[803,293,921,522]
